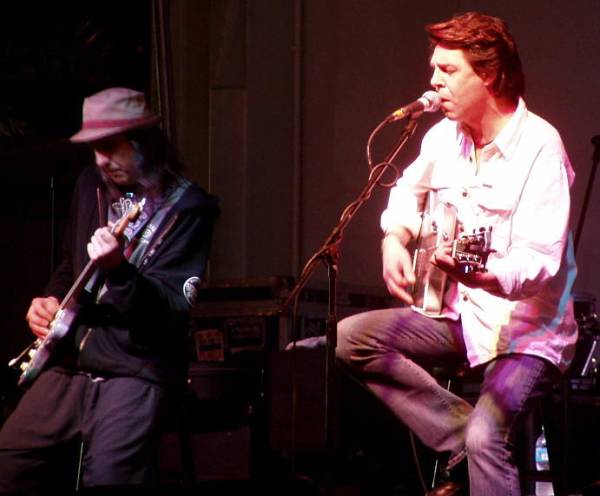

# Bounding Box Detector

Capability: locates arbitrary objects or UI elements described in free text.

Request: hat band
[82,117,153,129]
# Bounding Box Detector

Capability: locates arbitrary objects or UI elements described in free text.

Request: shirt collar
[457,98,527,161]
[492,98,527,160]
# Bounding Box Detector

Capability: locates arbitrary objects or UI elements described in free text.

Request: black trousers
[0,368,167,495]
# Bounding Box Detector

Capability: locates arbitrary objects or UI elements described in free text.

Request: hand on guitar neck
[87,224,126,270]
[431,240,503,295]
[86,200,144,270]
[25,225,126,340]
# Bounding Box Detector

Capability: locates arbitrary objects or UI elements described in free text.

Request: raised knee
[336,312,386,367]
[335,315,356,365]
[464,415,495,459]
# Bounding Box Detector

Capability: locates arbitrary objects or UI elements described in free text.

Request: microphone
[386,91,442,122]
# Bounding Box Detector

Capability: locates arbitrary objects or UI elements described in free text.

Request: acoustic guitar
[411,191,492,316]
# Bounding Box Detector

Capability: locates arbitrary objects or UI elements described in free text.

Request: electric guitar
[9,201,144,388]
[411,191,492,316]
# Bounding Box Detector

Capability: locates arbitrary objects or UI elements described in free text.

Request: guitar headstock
[452,226,493,274]
[112,199,145,238]
[126,199,145,222]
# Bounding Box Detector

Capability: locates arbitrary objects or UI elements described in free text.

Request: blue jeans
[336,307,558,496]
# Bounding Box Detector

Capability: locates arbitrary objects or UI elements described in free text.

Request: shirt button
[463,294,469,301]
[462,191,468,197]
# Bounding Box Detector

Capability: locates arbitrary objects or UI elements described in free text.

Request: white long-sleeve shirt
[381,99,578,372]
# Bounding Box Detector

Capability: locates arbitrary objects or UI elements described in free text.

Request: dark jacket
[45,165,219,387]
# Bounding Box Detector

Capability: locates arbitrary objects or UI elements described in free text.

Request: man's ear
[481,69,497,89]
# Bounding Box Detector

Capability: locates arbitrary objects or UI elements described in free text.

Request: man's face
[92,135,142,187]
[429,45,490,126]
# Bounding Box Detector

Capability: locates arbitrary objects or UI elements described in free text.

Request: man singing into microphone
[336,11,577,496]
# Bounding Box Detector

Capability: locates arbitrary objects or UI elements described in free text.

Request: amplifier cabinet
[191,276,394,362]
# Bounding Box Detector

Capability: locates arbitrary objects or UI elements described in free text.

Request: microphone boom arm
[282,117,420,310]
[574,135,600,254]
[280,113,421,465]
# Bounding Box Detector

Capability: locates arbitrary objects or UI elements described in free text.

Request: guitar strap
[94,179,191,301]
[123,179,190,268]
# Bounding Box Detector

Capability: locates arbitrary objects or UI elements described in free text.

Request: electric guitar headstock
[111,199,145,238]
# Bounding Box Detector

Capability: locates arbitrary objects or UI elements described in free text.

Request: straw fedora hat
[70,87,160,143]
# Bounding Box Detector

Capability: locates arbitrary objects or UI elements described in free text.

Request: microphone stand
[281,115,421,489]
[574,135,600,254]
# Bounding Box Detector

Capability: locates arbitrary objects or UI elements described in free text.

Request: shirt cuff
[485,257,517,299]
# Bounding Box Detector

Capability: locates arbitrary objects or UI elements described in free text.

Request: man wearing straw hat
[0,87,219,494]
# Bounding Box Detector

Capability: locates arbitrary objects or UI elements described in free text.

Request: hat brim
[69,115,161,143]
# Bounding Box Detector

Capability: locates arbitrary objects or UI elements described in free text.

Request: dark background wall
[1,0,599,362]
[169,0,600,294]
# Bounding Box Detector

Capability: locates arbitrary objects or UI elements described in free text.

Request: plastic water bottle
[534,426,553,496]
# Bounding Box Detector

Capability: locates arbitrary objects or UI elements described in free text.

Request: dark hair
[425,12,525,101]
[125,126,184,194]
